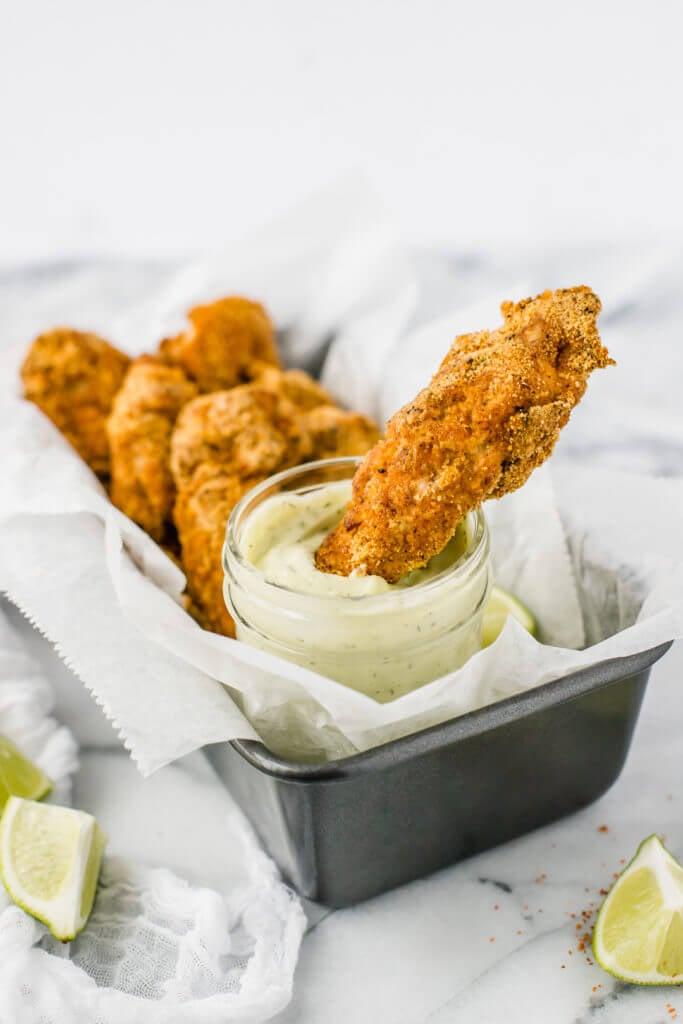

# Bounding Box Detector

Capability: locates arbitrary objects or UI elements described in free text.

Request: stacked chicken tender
[21,297,381,636]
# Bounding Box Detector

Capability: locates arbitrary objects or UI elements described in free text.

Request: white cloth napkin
[0,854,305,1024]
[0,604,306,1023]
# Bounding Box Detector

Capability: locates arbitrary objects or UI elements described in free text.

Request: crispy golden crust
[170,387,313,635]
[174,470,260,637]
[170,386,312,492]
[21,328,130,476]
[300,405,382,459]
[158,296,280,392]
[316,286,613,582]
[250,363,334,410]
[107,356,198,541]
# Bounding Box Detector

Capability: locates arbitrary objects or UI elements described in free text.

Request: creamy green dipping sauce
[226,474,491,706]
[241,480,469,595]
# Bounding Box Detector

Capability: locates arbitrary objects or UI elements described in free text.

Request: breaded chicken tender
[170,387,312,634]
[316,287,613,583]
[250,363,334,410]
[300,405,382,459]
[107,356,198,541]
[173,469,260,637]
[170,386,312,492]
[159,296,280,392]
[21,328,130,476]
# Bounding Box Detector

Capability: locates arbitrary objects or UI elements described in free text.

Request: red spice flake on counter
[559,896,601,971]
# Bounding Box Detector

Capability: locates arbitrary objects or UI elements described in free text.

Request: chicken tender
[316,286,613,582]
[21,328,130,476]
[159,296,280,392]
[107,356,198,541]
[170,387,312,634]
[170,386,312,492]
[300,405,382,459]
[173,469,260,637]
[251,363,334,410]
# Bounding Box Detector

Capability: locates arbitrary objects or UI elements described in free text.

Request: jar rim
[223,457,489,607]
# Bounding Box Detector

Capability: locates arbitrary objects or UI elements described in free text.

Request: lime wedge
[0,797,106,942]
[0,734,52,809]
[481,585,536,647]
[593,835,683,984]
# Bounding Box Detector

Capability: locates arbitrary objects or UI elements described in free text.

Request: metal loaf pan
[206,642,672,907]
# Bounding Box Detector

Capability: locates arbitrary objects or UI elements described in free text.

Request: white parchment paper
[0,185,680,771]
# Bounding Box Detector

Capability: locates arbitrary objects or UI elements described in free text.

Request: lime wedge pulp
[593,835,683,984]
[0,734,52,810]
[0,797,106,942]
[481,585,536,647]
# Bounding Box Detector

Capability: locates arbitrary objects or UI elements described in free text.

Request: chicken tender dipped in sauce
[316,286,613,583]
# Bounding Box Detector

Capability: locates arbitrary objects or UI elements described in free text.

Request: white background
[1,0,682,265]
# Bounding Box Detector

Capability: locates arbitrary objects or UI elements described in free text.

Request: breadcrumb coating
[158,296,280,392]
[316,286,613,582]
[170,387,312,635]
[170,386,312,492]
[300,405,382,459]
[250,363,334,410]
[173,469,260,637]
[21,328,130,476]
[107,356,198,541]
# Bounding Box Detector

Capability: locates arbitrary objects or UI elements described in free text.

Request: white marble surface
[1,253,682,1021]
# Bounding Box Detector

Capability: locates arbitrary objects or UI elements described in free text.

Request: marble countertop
[2,254,682,1022]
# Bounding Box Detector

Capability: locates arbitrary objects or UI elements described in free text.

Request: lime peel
[593,835,683,985]
[0,797,106,942]
[482,585,537,647]
[0,734,52,810]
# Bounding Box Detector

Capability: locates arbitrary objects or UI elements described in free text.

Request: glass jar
[223,458,492,702]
